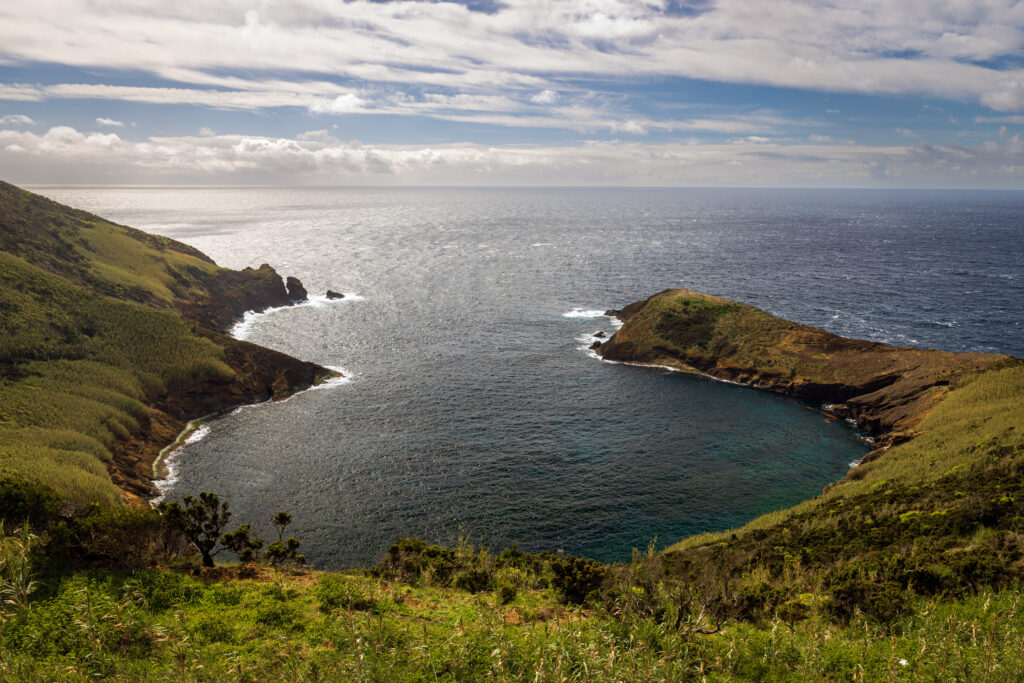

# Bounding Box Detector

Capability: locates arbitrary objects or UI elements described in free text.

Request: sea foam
[231,293,364,339]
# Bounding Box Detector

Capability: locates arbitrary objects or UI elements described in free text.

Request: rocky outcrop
[326,290,345,300]
[286,276,308,302]
[598,288,1014,460]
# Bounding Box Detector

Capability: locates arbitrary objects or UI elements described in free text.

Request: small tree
[264,511,305,567]
[158,492,262,568]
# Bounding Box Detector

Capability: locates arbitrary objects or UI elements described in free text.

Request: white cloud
[2,0,1024,113]
[531,90,560,105]
[0,114,34,125]
[96,117,124,127]
[308,93,365,114]
[3,124,1024,188]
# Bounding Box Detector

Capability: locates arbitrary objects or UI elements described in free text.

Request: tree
[158,492,262,567]
[264,510,305,567]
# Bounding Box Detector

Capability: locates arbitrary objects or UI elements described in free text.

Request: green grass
[0,250,239,505]
[0,181,321,505]
[3,561,1024,681]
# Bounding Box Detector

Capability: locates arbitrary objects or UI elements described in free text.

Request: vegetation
[3,501,1024,680]
[0,180,327,505]
[3,183,1024,677]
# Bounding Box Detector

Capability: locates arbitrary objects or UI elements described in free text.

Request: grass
[0,181,319,505]
[0,249,238,505]
[3,546,1024,681]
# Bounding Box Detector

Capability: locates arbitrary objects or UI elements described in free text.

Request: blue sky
[2,1,1024,187]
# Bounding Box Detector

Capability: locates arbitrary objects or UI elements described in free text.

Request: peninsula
[597,288,1024,583]
[0,181,334,505]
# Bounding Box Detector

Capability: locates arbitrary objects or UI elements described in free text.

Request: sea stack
[286,276,309,302]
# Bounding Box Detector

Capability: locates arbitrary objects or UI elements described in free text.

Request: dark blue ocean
[38,187,1024,567]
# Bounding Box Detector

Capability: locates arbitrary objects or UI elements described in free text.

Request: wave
[562,308,610,319]
[231,293,365,339]
[152,424,211,503]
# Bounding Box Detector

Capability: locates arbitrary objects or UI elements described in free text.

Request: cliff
[0,181,333,505]
[598,288,1012,458]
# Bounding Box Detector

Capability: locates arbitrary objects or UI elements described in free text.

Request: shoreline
[596,288,1017,466]
[142,298,353,504]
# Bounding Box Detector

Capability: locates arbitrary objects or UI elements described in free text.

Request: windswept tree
[264,510,305,567]
[158,492,263,567]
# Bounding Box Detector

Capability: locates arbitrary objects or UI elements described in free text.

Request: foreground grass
[2,564,1023,681]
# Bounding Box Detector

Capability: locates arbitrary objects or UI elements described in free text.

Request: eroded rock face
[286,276,309,302]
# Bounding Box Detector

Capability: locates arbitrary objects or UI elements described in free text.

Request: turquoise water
[37,187,1024,567]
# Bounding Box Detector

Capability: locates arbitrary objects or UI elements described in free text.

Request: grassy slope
[3,556,1024,680]
[0,181,329,505]
[598,289,1024,587]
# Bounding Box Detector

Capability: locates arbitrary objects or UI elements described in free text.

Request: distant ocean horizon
[36,186,1024,567]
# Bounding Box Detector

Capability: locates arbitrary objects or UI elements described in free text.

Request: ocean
[36,186,1024,567]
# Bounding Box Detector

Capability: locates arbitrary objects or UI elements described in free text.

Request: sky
[2,1,1024,187]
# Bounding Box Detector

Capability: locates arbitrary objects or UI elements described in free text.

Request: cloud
[2,0,1024,114]
[4,124,1024,188]
[308,93,366,114]
[531,90,560,104]
[0,114,34,125]
[96,117,124,127]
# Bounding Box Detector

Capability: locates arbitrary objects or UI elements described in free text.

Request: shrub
[0,478,62,527]
[550,554,607,605]
[455,568,492,594]
[497,582,517,605]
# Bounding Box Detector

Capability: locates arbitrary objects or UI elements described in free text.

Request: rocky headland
[597,288,1015,463]
[0,181,335,504]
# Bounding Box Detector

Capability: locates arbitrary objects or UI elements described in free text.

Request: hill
[599,288,1024,607]
[0,181,333,505]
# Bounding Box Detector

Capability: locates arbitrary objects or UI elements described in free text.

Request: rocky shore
[114,278,333,501]
[597,288,1014,463]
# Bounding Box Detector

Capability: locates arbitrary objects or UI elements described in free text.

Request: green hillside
[0,181,330,505]
[600,289,1024,621]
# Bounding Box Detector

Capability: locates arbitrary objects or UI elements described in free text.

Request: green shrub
[0,478,62,527]
[455,568,493,594]
[550,554,607,605]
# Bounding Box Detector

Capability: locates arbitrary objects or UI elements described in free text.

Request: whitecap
[531,242,554,247]
[562,308,609,318]
[152,424,212,503]
[231,293,365,339]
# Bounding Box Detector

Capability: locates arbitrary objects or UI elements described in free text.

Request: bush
[0,478,62,527]
[550,554,607,605]
[68,505,186,569]
[455,568,492,594]
[381,537,457,586]
[497,582,517,605]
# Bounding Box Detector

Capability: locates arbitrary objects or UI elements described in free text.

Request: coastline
[144,297,355,504]
[596,289,1017,465]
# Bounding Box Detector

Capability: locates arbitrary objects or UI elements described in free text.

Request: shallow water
[38,187,1024,567]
